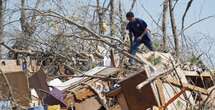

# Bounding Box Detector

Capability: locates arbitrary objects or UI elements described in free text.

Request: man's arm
[129,32,133,48]
[126,23,133,50]
[137,19,149,41]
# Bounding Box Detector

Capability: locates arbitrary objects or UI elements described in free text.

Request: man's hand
[137,36,143,42]
[137,28,149,42]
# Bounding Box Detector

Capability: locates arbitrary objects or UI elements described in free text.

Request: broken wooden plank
[155,79,165,106]
[110,49,116,67]
[163,78,208,95]
[0,60,22,73]
[105,87,122,97]
[183,70,212,77]
[73,87,95,101]
[136,65,180,90]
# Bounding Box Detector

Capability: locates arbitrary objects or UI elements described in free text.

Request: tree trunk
[119,0,125,40]
[162,0,168,51]
[110,0,114,36]
[168,0,180,59]
[19,0,40,49]
[20,0,30,49]
[96,0,103,34]
[0,0,3,58]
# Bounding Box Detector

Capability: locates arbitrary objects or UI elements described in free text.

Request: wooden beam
[105,87,122,97]
[155,79,165,106]
[163,78,208,95]
[183,70,211,77]
[110,49,116,67]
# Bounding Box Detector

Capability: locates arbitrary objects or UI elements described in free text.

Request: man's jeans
[129,31,154,64]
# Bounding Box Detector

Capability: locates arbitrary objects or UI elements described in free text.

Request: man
[126,12,154,65]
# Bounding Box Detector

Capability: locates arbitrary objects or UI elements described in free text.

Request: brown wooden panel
[119,70,158,110]
[117,93,129,110]
[0,72,30,106]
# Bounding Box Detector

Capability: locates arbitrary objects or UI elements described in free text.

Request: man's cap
[126,12,134,18]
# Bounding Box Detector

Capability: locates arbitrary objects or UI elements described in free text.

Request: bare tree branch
[162,0,168,50]
[129,0,137,11]
[168,0,180,59]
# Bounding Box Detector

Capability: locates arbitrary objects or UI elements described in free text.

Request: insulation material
[30,89,40,107]
[48,105,60,110]
[103,56,111,67]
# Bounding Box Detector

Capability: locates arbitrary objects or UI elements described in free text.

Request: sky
[4,0,215,68]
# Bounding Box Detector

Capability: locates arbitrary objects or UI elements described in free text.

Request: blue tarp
[0,101,12,110]
[28,105,47,110]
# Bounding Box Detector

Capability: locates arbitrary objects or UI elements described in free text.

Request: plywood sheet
[119,70,158,110]
[0,71,29,106]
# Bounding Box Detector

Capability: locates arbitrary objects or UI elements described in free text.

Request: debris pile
[0,51,214,110]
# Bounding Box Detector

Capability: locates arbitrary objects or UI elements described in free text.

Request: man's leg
[142,31,154,51]
[129,39,142,64]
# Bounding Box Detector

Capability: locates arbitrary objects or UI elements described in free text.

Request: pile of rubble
[0,52,215,110]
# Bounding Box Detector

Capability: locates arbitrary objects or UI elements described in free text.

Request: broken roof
[48,67,120,91]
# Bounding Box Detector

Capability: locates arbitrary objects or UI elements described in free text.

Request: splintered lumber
[73,88,95,101]
[155,79,165,106]
[159,87,187,110]
[163,78,208,95]
[110,49,116,67]
[136,64,180,90]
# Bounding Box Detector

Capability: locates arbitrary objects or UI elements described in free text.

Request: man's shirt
[126,18,147,38]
